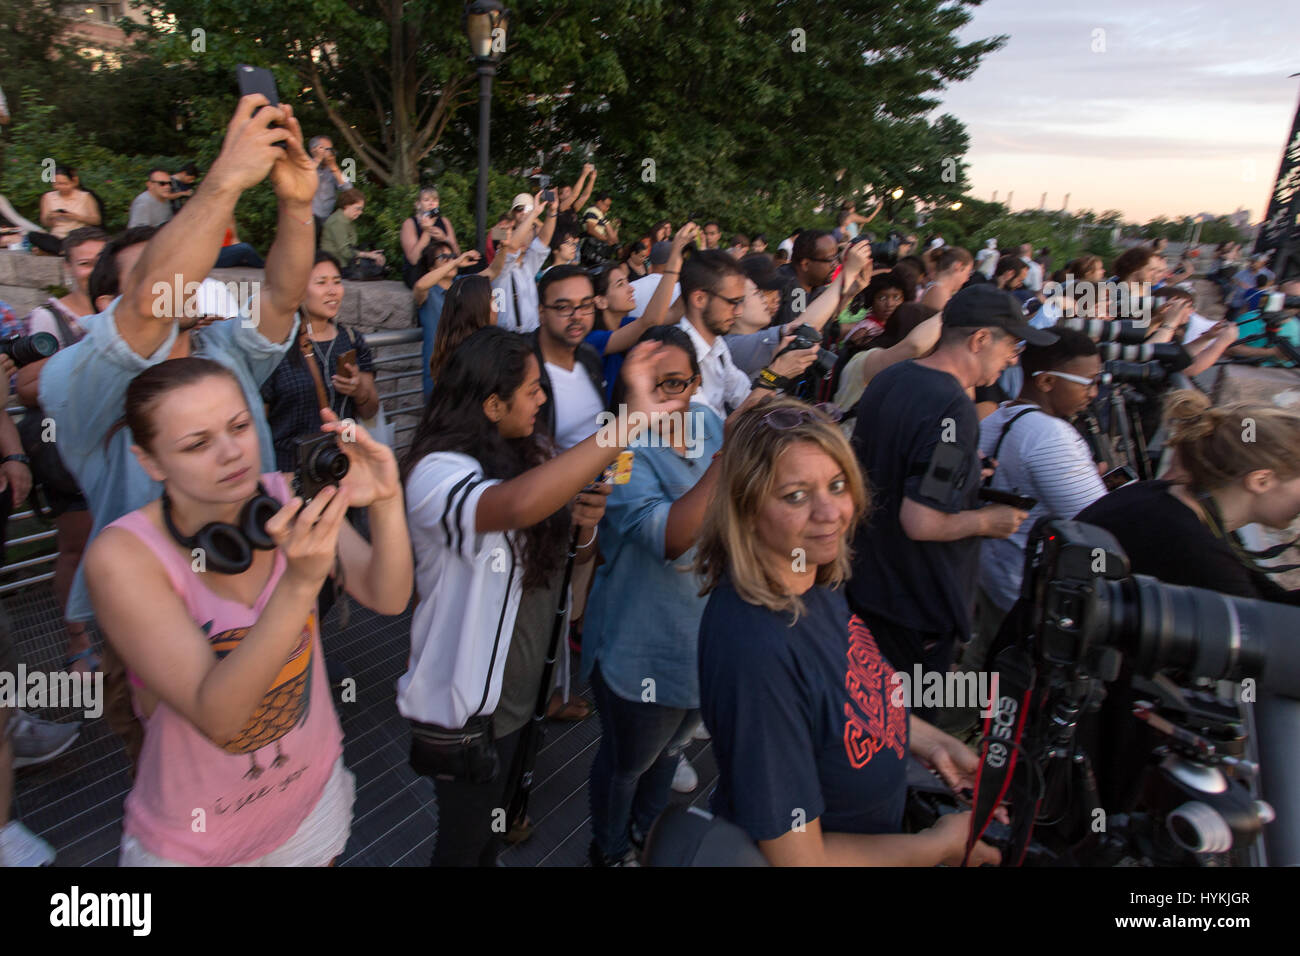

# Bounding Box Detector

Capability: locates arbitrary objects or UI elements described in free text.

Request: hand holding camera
[318,408,401,509]
[264,483,350,590]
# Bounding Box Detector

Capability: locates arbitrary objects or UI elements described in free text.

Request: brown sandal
[546,691,593,722]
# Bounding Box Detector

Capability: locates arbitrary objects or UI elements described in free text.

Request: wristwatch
[1,454,30,466]
[752,367,790,392]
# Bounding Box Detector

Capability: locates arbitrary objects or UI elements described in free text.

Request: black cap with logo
[942,284,1058,346]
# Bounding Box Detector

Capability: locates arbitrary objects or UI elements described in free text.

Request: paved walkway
[7,585,717,866]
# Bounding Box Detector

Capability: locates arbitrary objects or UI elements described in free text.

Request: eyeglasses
[655,373,698,395]
[762,403,844,429]
[1032,370,1098,387]
[543,299,597,319]
[149,180,171,186]
[435,253,456,262]
[705,290,746,312]
[806,252,841,264]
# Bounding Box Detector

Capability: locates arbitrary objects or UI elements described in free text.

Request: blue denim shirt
[39,296,297,622]
[581,404,724,709]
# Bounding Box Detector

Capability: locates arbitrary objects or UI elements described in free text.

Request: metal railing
[0,327,426,595]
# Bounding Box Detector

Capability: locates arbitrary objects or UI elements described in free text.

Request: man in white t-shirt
[531,264,606,448]
[492,191,556,332]
[677,250,816,418]
[976,328,1108,642]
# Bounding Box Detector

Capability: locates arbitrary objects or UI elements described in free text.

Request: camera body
[292,433,350,502]
[775,323,836,377]
[973,518,1300,865]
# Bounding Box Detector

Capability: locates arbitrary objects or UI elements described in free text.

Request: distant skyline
[937,0,1300,223]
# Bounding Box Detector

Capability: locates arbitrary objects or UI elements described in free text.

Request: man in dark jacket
[531,264,607,448]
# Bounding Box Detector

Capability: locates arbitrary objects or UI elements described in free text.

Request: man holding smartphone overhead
[35,90,321,767]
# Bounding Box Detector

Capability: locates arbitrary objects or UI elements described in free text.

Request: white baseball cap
[511,193,534,213]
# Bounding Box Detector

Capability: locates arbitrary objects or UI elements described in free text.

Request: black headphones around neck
[162,483,281,575]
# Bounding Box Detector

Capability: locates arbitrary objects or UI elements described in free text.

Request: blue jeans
[588,663,699,860]
[215,243,265,268]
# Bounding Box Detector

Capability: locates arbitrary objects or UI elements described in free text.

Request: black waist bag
[409,715,501,784]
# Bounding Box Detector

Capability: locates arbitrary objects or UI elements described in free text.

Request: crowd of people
[1,93,1299,869]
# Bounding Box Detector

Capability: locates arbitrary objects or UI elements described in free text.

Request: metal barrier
[0,326,426,595]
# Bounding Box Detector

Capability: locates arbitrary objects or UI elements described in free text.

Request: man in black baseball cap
[942,284,1058,348]
[846,284,1056,720]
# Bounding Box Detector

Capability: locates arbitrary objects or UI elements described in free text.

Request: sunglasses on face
[435,253,455,261]
[1032,370,1098,387]
[150,180,171,186]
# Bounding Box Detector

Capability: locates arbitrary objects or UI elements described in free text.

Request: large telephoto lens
[1096,575,1300,699]
[1057,318,1151,344]
[1096,342,1188,364]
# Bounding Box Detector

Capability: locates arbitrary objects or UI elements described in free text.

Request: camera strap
[965,642,1037,867]
[982,405,1042,488]
[1196,491,1300,574]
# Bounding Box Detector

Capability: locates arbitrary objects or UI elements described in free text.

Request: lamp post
[465,1,509,253]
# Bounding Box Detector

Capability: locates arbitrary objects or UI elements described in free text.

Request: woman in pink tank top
[83,358,413,866]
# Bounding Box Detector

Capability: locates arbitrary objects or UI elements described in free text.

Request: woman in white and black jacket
[396,326,686,866]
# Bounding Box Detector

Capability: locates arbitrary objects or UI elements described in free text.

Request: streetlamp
[464,1,509,252]
[951,202,963,211]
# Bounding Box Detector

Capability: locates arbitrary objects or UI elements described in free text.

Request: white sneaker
[671,753,698,793]
[692,723,711,742]
[0,821,55,867]
[10,710,81,770]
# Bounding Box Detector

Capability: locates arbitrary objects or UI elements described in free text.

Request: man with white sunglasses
[972,327,1109,660]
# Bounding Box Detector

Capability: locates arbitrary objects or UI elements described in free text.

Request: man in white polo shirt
[676,250,816,418]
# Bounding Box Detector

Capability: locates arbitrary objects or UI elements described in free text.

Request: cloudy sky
[936,0,1300,223]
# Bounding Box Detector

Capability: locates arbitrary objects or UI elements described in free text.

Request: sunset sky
[937,0,1300,224]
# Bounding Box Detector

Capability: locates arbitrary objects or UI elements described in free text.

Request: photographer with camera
[397,329,686,865]
[400,187,461,288]
[971,329,1107,664]
[83,357,411,866]
[1075,391,1300,811]
[676,250,821,418]
[694,398,1000,865]
[848,286,1057,699]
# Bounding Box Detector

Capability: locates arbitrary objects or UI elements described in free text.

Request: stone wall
[0,250,68,317]
[0,252,427,445]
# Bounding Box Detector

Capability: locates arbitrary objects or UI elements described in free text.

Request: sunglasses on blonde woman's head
[762,403,843,429]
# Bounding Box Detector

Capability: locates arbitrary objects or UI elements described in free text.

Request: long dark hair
[400,327,568,588]
[429,274,494,382]
[609,325,699,409]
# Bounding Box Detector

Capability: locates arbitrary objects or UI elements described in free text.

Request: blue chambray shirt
[39,296,298,622]
[581,403,724,709]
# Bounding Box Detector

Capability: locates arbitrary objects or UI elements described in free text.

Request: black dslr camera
[292,433,350,502]
[0,332,58,367]
[956,519,1300,866]
[774,323,836,377]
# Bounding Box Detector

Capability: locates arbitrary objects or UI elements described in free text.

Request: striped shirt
[978,403,1107,610]
[397,452,521,729]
